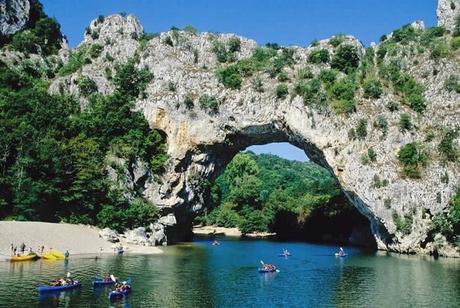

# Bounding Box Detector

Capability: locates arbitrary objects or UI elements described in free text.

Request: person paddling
[338,247,345,257]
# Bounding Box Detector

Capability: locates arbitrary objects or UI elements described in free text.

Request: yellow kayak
[42,253,57,260]
[10,253,38,262]
[49,249,65,259]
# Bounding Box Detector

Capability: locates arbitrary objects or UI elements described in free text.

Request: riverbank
[192,225,276,238]
[0,221,162,260]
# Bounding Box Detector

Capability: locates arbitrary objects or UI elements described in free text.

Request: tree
[331,45,360,74]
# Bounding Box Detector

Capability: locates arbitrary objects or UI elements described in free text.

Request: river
[0,238,459,307]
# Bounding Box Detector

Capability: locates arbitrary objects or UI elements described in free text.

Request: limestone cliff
[0,0,30,36]
[28,1,460,257]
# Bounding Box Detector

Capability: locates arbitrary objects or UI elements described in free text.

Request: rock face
[99,228,119,243]
[49,1,460,257]
[437,0,460,31]
[0,0,30,36]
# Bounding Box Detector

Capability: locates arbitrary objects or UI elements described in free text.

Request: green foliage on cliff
[0,33,166,231]
[398,142,428,178]
[432,189,460,244]
[2,0,63,56]
[197,152,341,234]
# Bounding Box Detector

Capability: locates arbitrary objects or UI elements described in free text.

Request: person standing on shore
[10,243,13,256]
[20,242,25,254]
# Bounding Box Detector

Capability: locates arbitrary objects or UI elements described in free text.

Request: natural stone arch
[47,0,459,257]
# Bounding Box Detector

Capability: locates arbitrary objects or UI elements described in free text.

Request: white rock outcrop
[99,228,119,243]
[0,0,30,36]
[437,0,460,31]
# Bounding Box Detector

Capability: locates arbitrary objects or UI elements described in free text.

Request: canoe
[10,253,38,262]
[108,288,131,300]
[37,281,81,293]
[335,253,347,257]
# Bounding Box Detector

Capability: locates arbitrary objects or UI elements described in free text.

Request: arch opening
[191,139,376,248]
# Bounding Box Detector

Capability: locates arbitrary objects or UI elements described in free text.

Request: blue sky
[41,0,438,162]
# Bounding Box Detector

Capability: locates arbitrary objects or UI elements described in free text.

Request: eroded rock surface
[438,0,460,31]
[46,2,460,257]
[0,0,30,36]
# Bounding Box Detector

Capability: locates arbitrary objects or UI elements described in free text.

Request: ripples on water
[0,238,459,307]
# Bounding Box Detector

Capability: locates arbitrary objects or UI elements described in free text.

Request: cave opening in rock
[193,141,376,248]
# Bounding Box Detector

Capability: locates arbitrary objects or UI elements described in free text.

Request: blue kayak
[109,288,131,300]
[335,253,348,257]
[38,281,81,292]
[92,280,116,287]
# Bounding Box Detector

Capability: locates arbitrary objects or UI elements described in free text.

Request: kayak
[109,288,131,300]
[41,253,57,260]
[49,249,65,259]
[335,253,348,257]
[278,253,291,257]
[10,253,38,262]
[37,281,81,293]
[116,250,124,255]
[92,279,116,287]
[258,268,279,273]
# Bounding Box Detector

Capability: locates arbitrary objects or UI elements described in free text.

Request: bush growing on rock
[77,76,98,97]
[438,128,459,162]
[212,41,228,63]
[331,45,360,74]
[398,142,428,178]
[355,119,368,140]
[58,48,89,76]
[182,95,195,110]
[216,64,242,89]
[89,43,103,58]
[374,115,388,136]
[199,94,219,112]
[392,211,413,235]
[399,113,412,132]
[227,36,241,53]
[308,49,330,64]
[275,83,289,99]
[329,34,345,47]
[114,60,153,99]
[363,78,383,99]
[445,75,460,93]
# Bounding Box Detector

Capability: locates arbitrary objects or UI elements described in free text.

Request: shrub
[212,41,228,63]
[438,128,458,162]
[386,101,399,112]
[277,71,289,82]
[58,48,88,76]
[114,60,153,98]
[308,49,330,64]
[392,24,419,44]
[216,64,242,89]
[420,27,446,45]
[77,76,98,97]
[374,115,388,136]
[430,40,450,59]
[183,25,197,35]
[331,99,355,114]
[399,113,412,132]
[275,83,289,99]
[363,78,383,98]
[329,34,345,47]
[445,75,460,93]
[398,142,428,178]
[297,67,313,79]
[392,211,413,235]
[227,36,241,53]
[89,43,103,58]
[454,15,460,36]
[319,69,337,85]
[368,148,377,162]
[329,77,355,101]
[331,45,360,74]
[183,95,194,109]
[452,36,460,50]
[356,119,368,140]
[168,81,176,92]
[199,94,219,112]
[252,77,263,92]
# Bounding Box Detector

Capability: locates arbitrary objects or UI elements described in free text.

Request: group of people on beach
[9,242,37,256]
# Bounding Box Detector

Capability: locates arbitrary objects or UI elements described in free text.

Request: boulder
[124,227,151,246]
[158,214,177,227]
[149,223,168,246]
[99,228,119,243]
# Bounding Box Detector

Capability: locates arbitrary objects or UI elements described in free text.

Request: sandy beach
[0,221,162,260]
[193,225,276,238]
